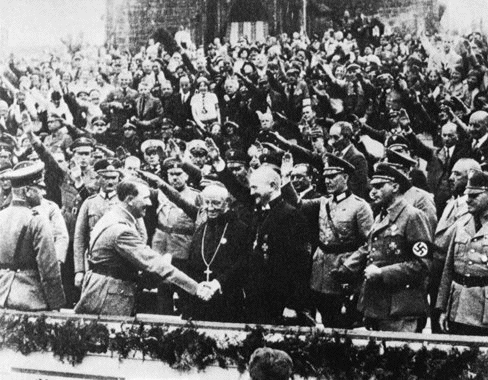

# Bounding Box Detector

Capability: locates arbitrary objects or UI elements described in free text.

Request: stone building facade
[106,0,437,52]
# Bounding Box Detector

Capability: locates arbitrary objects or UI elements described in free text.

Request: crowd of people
[4,10,488,335]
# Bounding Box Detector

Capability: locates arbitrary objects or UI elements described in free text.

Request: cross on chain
[204,268,213,282]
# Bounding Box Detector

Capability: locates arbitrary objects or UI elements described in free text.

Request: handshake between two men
[195,279,221,301]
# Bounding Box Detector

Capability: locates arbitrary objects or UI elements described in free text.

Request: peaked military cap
[5,161,46,188]
[94,159,121,175]
[323,153,355,176]
[465,169,488,195]
[162,157,184,171]
[71,137,95,151]
[141,139,165,154]
[385,134,410,150]
[225,149,248,164]
[371,162,411,193]
[385,148,416,169]
[187,139,208,154]
[123,121,137,130]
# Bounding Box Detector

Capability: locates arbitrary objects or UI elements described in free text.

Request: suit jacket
[472,136,488,167]
[134,94,163,130]
[340,144,369,200]
[100,87,138,133]
[170,92,193,127]
[405,132,471,214]
[74,205,198,316]
[0,200,65,311]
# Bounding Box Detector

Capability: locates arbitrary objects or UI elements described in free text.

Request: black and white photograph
[0,0,487,378]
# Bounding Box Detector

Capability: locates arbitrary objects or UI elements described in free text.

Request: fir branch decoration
[2,313,488,379]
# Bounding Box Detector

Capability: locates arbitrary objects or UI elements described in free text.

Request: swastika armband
[410,240,432,259]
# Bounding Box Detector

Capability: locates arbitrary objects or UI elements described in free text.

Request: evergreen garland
[1,314,488,379]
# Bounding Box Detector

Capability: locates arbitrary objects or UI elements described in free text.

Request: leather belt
[0,264,36,271]
[91,265,138,282]
[453,273,488,287]
[158,225,194,236]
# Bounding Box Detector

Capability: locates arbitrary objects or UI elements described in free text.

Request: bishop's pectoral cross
[204,268,213,282]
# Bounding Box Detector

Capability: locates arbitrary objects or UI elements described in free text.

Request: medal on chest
[254,234,270,262]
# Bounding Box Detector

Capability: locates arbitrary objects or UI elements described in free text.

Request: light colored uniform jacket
[0,200,65,311]
[75,205,198,316]
[307,192,373,294]
[436,215,488,328]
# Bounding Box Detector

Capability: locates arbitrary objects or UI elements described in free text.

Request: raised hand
[281,151,294,179]
[205,137,220,162]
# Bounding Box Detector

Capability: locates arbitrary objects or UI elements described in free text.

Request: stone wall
[105,0,438,52]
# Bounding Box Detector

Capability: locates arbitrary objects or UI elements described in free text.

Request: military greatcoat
[0,199,65,310]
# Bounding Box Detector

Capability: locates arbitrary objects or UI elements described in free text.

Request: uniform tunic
[73,191,120,274]
[152,187,201,260]
[0,199,65,311]
[309,191,373,294]
[436,215,488,329]
[75,205,198,316]
[342,197,432,321]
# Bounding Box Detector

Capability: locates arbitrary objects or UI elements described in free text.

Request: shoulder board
[87,194,98,199]
[188,186,201,193]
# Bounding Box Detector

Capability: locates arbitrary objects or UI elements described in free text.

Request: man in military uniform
[437,170,488,335]
[430,158,481,333]
[152,157,202,314]
[0,160,12,210]
[0,162,65,310]
[74,179,210,316]
[384,149,438,234]
[334,163,432,332]
[141,139,165,177]
[295,154,374,327]
[70,137,99,195]
[73,159,122,288]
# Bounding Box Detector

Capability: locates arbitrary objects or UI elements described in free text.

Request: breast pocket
[454,235,469,259]
[382,232,404,258]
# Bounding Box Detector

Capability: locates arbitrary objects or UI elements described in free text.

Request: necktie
[139,96,145,115]
[444,148,450,169]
